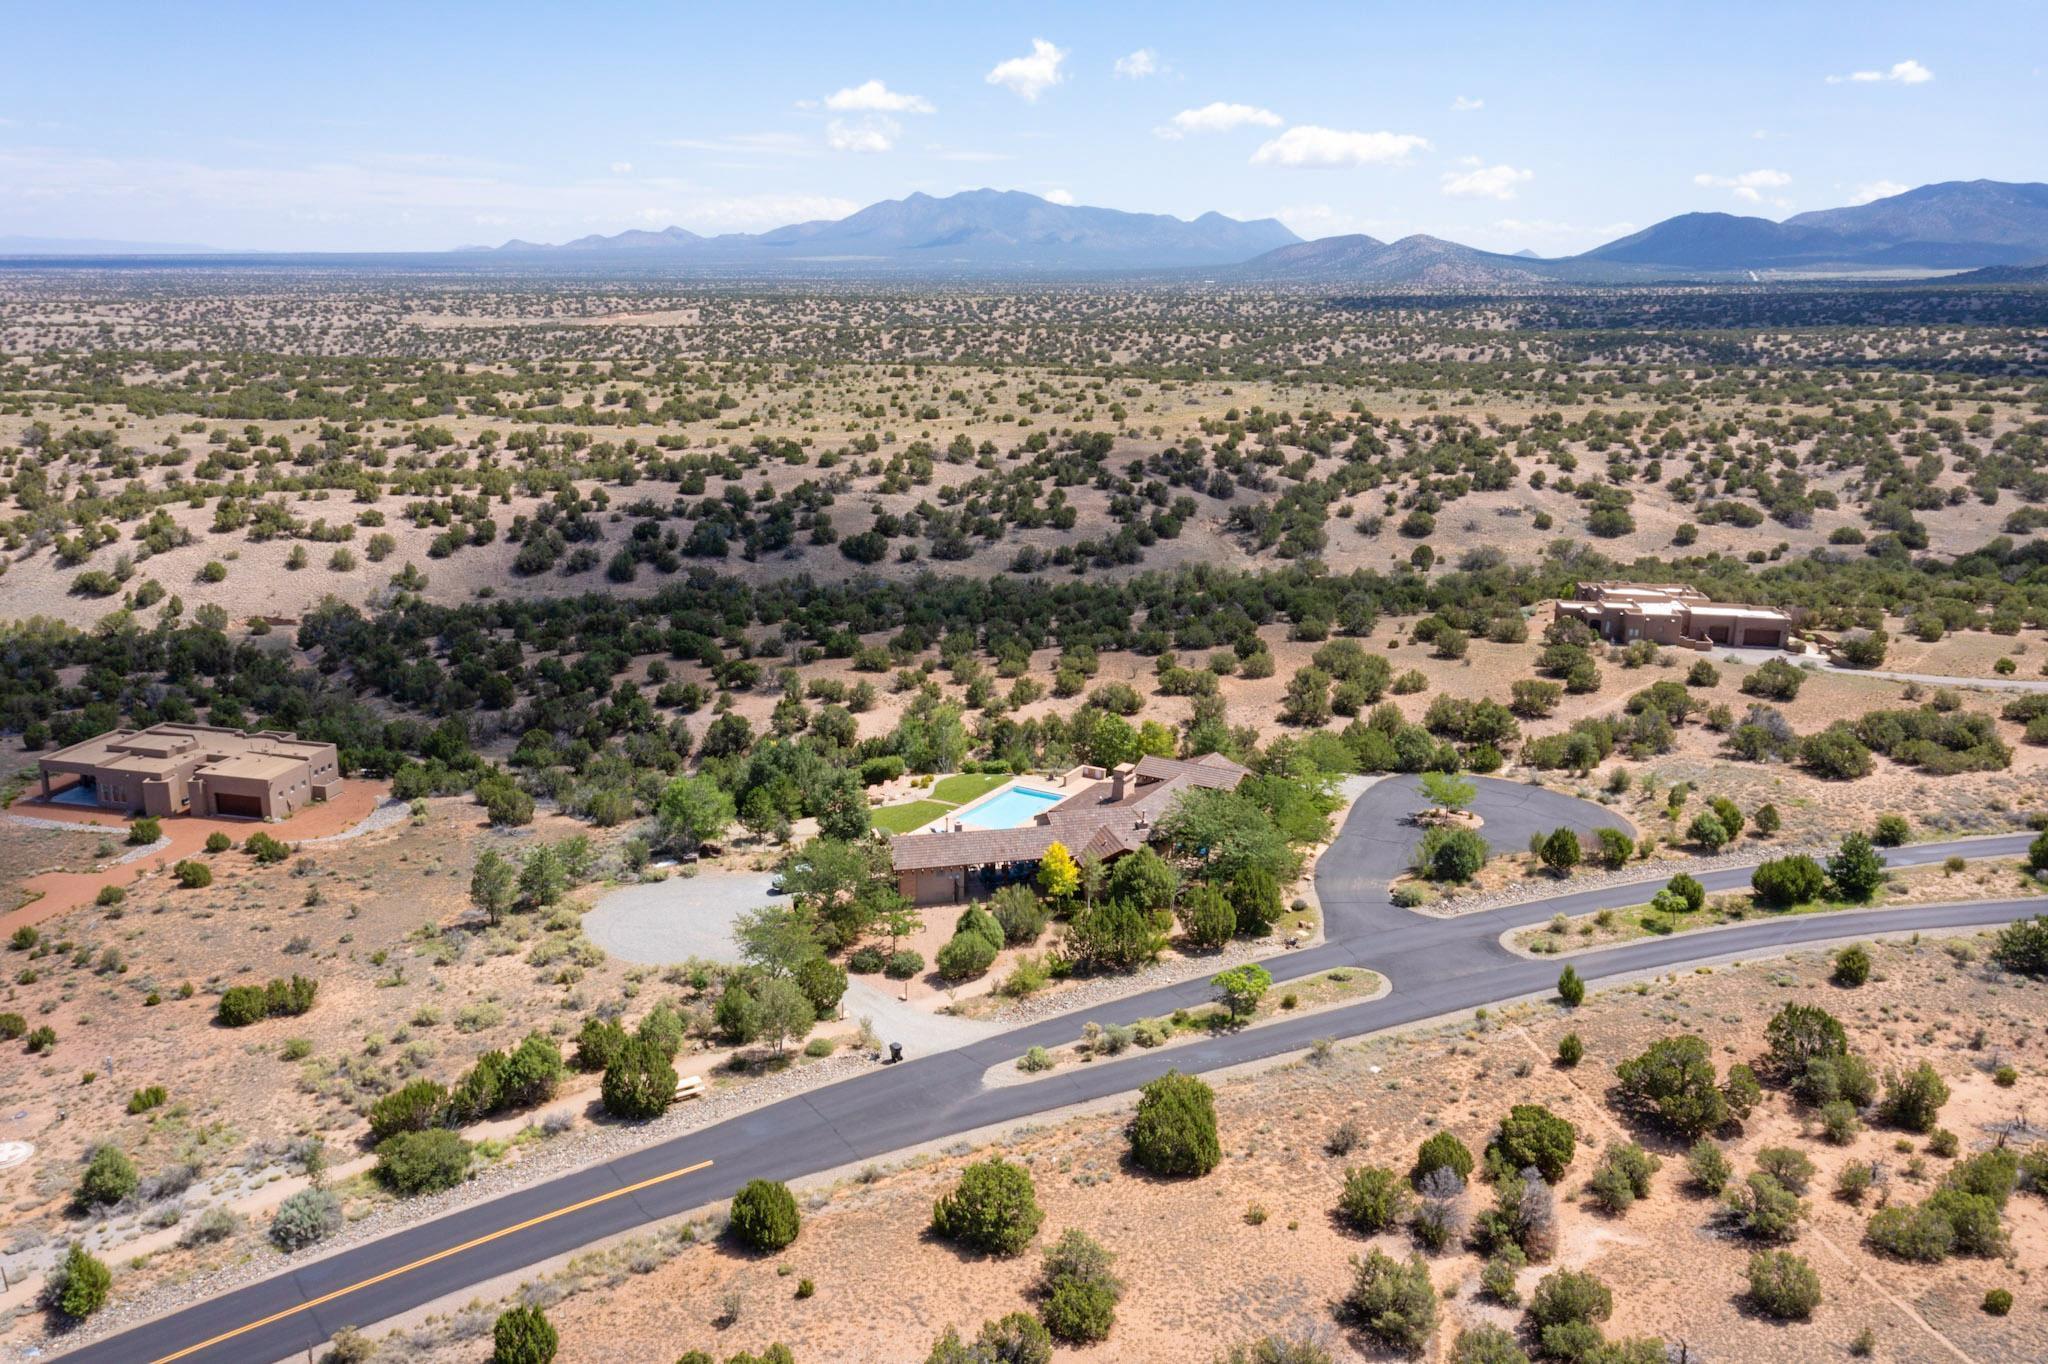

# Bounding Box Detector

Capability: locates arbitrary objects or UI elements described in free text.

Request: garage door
[214,792,264,818]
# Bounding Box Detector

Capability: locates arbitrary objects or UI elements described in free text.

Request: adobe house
[1554,582,1795,649]
[36,723,342,820]
[889,753,1251,905]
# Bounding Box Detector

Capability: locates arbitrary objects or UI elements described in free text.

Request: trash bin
[888,1042,903,1064]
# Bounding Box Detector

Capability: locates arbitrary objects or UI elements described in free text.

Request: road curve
[62,777,2044,1364]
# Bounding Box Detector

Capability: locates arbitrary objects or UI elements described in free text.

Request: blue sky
[3,0,2042,252]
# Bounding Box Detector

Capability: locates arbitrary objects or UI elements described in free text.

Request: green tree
[1213,963,1272,1018]
[753,975,816,1054]
[1827,832,1887,902]
[1418,770,1476,812]
[469,849,517,925]
[655,774,735,855]
[1177,883,1237,949]
[1129,1071,1221,1177]
[1556,965,1584,1008]
[1539,827,1582,876]
[1615,1035,1731,1139]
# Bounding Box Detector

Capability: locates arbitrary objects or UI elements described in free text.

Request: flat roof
[202,753,301,782]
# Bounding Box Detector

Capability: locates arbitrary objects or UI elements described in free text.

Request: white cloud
[608,161,633,175]
[1451,95,1484,112]
[1156,102,1283,139]
[1850,179,1910,205]
[1113,48,1158,79]
[986,38,1067,101]
[826,118,898,153]
[1694,169,1792,204]
[1441,162,1533,200]
[1828,58,1933,85]
[1043,188,1076,206]
[1251,126,1430,168]
[824,79,934,114]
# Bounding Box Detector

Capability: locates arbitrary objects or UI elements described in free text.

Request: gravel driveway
[582,869,779,965]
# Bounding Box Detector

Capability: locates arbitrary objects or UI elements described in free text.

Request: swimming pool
[956,785,1063,830]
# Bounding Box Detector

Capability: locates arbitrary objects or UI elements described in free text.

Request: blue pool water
[957,786,1062,829]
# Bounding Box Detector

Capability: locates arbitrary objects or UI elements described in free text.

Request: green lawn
[931,771,1012,805]
[871,800,953,834]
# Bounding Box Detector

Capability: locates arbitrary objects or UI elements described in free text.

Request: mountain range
[484,189,1299,270]
[11,181,2047,282]
[478,180,2048,283]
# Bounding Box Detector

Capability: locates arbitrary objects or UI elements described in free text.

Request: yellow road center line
[146,1158,714,1364]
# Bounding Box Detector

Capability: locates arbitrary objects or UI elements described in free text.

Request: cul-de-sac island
[3,11,2048,1364]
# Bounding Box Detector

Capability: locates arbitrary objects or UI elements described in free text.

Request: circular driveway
[582,869,778,966]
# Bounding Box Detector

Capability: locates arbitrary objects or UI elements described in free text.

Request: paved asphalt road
[67,776,2044,1363]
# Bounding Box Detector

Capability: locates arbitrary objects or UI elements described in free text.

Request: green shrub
[78,1145,139,1207]
[931,1158,1044,1256]
[368,1080,448,1142]
[1751,855,1825,907]
[1556,1033,1584,1067]
[1615,1035,1734,1138]
[1342,1248,1437,1354]
[1530,1268,1612,1334]
[600,1036,678,1120]
[1726,1172,1805,1242]
[1491,1104,1575,1182]
[930,1314,1053,1364]
[1449,1324,1529,1364]
[375,1129,472,1196]
[729,1179,801,1252]
[174,859,212,888]
[1832,944,1871,987]
[48,1243,111,1320]
[1555,965,1584,1007]
[989,885,1049,945]
[270,1187,342,1250]
[1339,1165,1410,1233]
[1412,1130,1474,1188]
[1415,827,1488,883]
[205,831,233,853]
[571,1016,630,1072]
[491,1303,559,1364]
[95,885,126,907]
[217,975,318,1027]
[1991,914,2048,976]
[1747,1250,1821,1320]
[847,945,886,974]
[1686,1140,1731,1195]
[1983,1288,2014,1316]
[128,817,162,845]
[1036,1229,1121,1343]
[935,929,999,981]
[1129,1071,1220,1177]
[125,1085,168,1115]
[884,949,925,979]
[1880,1062,1951,1133]
[0,1013,24,1041]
